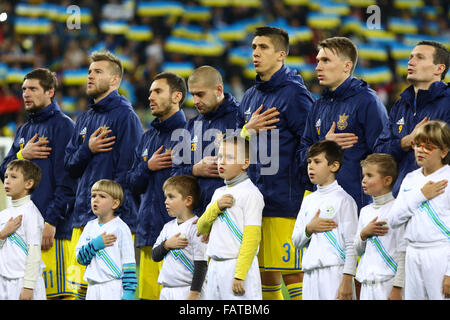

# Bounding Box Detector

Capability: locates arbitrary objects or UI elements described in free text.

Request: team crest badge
[164,148,172,154]
[315,119,321,135]
[244,107,251,123]
[38,135,48,142]
[100,125,110,135]
[337,113,349,131]
[214,132,224,147]
[19,137,25,149]
[396,117,404,134]
[324,206,335,217]
[80,127,87,143]
[191,135,198,151]
[142,148,148,162]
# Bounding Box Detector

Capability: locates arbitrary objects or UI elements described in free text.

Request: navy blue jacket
[374,81,450,196]
[299,76,389,212]
[237,65,314,218]
[64,90,144,232]
[127,110,186,247]
[172,93,240,216]
[0,102,76,239]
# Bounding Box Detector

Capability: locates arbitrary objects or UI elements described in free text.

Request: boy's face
[307,152,338,187]
[217,142,249,181]
[361,164,392,197]
[164,186,189,218]
[4,167,33,200]
[91,190,119,218]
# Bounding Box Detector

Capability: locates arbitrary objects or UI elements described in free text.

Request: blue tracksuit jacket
[0,102,76,239]
[64,90,144,232]
[237,65,314,218]
[299,76,389,212]
[127,110,186,247]
[374,81,450,196]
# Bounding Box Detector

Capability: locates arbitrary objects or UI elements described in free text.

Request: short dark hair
[163,175,201,209]
[154,72,187,104]
[307,140,344,173]
[89,51,123,79]
[6,159,42,193]
[360,153,398,189]
[24,68,58,98]
[254,26,290,55]
[417,40,450,80]
[318,37,358,74]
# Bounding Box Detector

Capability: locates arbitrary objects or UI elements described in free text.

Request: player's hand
[388,286,403,300]
[89,127,115,153]
[360,216,389,241]
[19,288,33,300]
[0,215,22,240]
[21,133,52,160]
[41,223,56,250]
[164,232,189,250]
[443,275,450,298]
[336,274,353,300]
[101,232,117,247]
[244,104,280,134]
[193,156,219,178]
[217,195,234,211]
[401,117,429,151]
[305,209,338,235]
[421,180,448,200]
[232,278,245,296]
[147,146,172,171]
[186,290,201,300]
[193,219,210,243]
[325,122,358,149]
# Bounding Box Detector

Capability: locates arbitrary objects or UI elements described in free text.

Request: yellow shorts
[66,227,88,298]
[41,238,77,299]
[258,217,304,274]
[138,246,162,300]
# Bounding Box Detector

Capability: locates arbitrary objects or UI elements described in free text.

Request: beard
[86,81,111,100]
[25,102,46,114]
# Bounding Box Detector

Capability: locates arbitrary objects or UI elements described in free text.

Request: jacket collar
[27,101,59,123]
[254,65,290,92]
[88,90,124,113]
[400,81,448,107]
[151,109,186,133]
[322,76,364,100]
[201,93,238,120]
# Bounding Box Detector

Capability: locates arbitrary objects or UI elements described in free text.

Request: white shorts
[405,244,449,300]
[360,278,397,300]
[0,274,46,300]
[86,279,123,300]
[303,265,355,300]
[205,257,262,300]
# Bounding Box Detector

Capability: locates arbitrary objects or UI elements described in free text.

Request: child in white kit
[292,140,358,300]
[389,120,450,300]
[75,179,137,300]
[0,159,46,300]
[197,135,264,300]
[354,153,406,300]
[152,175,207,300]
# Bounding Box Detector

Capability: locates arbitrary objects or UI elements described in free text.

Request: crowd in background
[0,0,448,134]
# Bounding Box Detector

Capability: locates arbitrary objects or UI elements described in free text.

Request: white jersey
[75,216,135,284]
[355,198,406,284]
[154,216,207,288]
[292,181,358,274]
[206,178,264,260]
[0,198,45,279]
[389,165,450,245]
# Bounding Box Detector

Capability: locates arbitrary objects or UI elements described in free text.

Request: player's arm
[122,263,137,300]
[76,232,116,265]
[196,195,233,235]
[234,225,261,282]
[187,260,208,300]
[20,244,42,299]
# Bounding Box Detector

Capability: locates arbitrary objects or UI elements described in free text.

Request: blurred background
[0,0,448,136]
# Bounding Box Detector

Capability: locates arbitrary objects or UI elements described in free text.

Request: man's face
[407,45,441,83]
[188,81,222,115]
[22,79,52,113]
[315,47,351,91]
[148,78,174,120]
[86,60,115,100]
[252,36,284,79]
